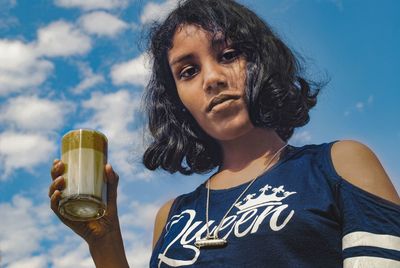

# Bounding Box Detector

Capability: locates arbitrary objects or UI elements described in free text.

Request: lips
[207,94,241,112]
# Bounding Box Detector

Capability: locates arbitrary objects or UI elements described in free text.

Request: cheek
[177,90,196,113]
[238,61,247,90]
[176,81,205,114]
[176,85,189,108]
[227,59,247,92]
[176,91,205,126]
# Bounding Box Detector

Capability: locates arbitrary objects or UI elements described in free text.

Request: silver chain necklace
[194,143,289,249]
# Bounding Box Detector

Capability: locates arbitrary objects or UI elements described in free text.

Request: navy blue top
[150,142,400,267]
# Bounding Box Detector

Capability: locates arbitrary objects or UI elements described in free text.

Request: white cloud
[124,234,152,268]
[49,237,94,268]
[355,101,364,111]
[120,200,158,230]
[0,95,74,131]
[344,94,374,116]
[328,0,344,11]
[1,0,16,6]
[110,53,151,87]
[79,11,128,37]
[0,195,56,265]
[140,0,178,24]
[7,255,48,268]
[48,199,156,268]
[367,95,374,104]
[118,199,159,267]
[54,0,128,10]
[0,15,18,30]
[0,131,56,178]
[0,194,156,268]
[271,0,299,14]
[355,95,373,112]
[79,90,140,141]
[290,130,312,146]
[0,76,74,178]
[71,62,105,94]
[0,0,18,30]
[0,39,53,95]
[0,19,95,96]
[0,0,16,8]
[35,20,91,57]
[48,230,152,268]
[0,40,36,70]
[76,90,150,178]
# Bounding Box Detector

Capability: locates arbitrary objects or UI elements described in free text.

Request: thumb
[105,163,119,212]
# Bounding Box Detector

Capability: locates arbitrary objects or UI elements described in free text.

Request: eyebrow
[169,38,229,67]
[169,54,196,67]
[211,37,227,50]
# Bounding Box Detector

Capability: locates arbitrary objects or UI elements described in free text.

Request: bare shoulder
[331,140,400,205]
[152,198,175,249]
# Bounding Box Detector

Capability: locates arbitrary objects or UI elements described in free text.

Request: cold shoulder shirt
[150,142,400,267]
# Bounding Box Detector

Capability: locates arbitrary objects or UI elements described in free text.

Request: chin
[207,116,254,142]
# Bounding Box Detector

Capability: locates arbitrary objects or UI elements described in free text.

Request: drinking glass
[58,129,108,221]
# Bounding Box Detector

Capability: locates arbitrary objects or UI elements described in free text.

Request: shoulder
[152,198,175,249]
[331,140,400,205]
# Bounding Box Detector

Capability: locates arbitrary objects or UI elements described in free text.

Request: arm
[331,140,399,205]
[331,140,400,267]
[89,227,129,268]
[88,164,129,268]
[153,199,175,249]
[49,162,129,268]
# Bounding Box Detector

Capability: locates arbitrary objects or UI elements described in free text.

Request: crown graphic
[234,184,296,213]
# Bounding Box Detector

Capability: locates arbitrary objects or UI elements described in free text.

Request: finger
[48,176,65,198]
[50,189,62,213]
[50,190,69,224]
[50,190,76,228]
[105,164,119,212]
[51,159,64,180]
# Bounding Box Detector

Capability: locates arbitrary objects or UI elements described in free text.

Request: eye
[179,65,198,79]
[220,49,241,62]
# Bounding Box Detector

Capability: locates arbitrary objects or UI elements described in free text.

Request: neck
[218,128,286,172]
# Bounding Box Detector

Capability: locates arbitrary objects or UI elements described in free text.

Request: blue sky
[0,0,399,267]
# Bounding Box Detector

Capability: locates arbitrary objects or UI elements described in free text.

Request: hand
[49,160,122,245]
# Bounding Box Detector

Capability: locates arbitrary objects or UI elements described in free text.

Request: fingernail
[106,163,112,171]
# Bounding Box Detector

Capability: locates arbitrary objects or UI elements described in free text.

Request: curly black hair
[142,0,321,175]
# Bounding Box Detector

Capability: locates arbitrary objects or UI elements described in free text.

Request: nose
[202,61,228,93]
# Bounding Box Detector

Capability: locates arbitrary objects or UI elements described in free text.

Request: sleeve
[322,141,400,267]
[338,179,400,267]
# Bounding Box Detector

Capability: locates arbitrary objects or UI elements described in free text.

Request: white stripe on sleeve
[342,231,400,251]
[344,256,400,268]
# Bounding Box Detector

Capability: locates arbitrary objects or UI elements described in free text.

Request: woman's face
[168,24,254,142]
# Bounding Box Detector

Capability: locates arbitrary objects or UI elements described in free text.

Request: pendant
[194,236,227,249]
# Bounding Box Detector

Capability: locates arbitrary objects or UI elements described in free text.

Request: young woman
[49,0,400,267]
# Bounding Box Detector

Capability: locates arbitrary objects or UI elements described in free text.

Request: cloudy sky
[0,0,399,267]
